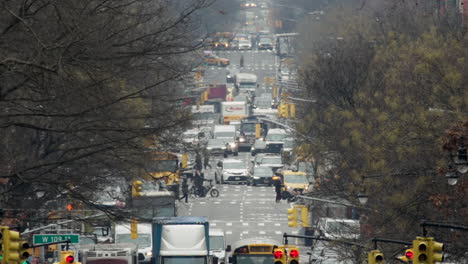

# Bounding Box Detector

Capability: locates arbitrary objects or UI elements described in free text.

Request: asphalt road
[180,2,312,262]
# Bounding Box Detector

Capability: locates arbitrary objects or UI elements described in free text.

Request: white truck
[209,229,227,264]
[221,101,249,124]
[235,73,258,93]
[191,105,217,126]
[78,243,141,264]
[114,223,153,263]
[152,216,211,264]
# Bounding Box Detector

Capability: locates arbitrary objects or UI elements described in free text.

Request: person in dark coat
[194,170,205,197]
[180,178,189,203]
[273,176,282,203]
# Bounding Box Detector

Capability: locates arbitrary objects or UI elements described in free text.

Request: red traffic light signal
[274,250,283,259]
[65,255,74,263]
[289,249,299,258]
[405,250,414,259]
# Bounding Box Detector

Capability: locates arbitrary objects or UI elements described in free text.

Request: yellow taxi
[204,54,230,66]
[280,170,311,199]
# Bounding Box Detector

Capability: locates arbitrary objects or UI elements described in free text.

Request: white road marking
[259,231,266,235]
[242,231,249,234]
[275,223,281,226]
[243,222,249,226]
[226,222,233,226]
[258,223,265,226]
[275,231,282,235]
[210,223,217,226]
[226,231,232,234]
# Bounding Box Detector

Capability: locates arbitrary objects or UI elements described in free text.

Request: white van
[213,125,236,140]
[315,218,360,240]
[114,222,152,263]
[209,229,227,264]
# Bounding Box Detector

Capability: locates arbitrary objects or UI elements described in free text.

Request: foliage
[296,0,467,260]
[0,0,211,225]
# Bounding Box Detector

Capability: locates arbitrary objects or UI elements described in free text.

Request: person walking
[273,177,282,203]
[180,178,189,203]
[240,55,244,68]
[194,170,204,197]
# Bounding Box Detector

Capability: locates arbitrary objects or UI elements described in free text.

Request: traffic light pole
[20,213,105,235]
[420,221,468,236]
[282,233,367,249]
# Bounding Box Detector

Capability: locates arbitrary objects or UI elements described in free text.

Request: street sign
[33,234,80,244]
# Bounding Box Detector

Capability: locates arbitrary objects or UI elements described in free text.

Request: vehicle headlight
[207,147,213,150]
[230,143,237,148]
[253,176,260,179]
[222,146,227,149]
[239,137,245,142]
[258,137,264,141]
[146,251,153,256]
[286,186,293,190]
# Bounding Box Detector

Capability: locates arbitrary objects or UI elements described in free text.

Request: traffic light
[287,207,298,227]
[368,250,384,264]
[60,251,78,264]
[397,248,414,262]
[278,103,289,118]
[428,239,444,263]
[132,180,143,197]
[288,247,299,264]
[300,206,310,227]
[413,237,429,263]
[288,104,296,118]
[130,219,138,239]
[2,226,21,264]
[273,248,286,264]
[255,124,261,138]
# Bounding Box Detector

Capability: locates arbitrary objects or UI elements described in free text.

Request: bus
[142,151,183,197]
[227,238,280,264]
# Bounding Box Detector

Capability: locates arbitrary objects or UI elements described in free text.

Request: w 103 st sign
[33,234,80,244]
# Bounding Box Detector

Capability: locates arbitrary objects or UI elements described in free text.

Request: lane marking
[226,222,233,226]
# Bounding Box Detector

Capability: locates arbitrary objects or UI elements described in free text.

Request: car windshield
[327,222,360,235]
[255,100,271,108]
[259,38,272,44]
[241,123,256,133]
[215,132,235,138]
[260,157,282,164]
[209,236,224,250]
[254,167,273,175]
[209,139,227,146]
[236,255,272,264]
[265,143,283,153]
[239,40,250,44]
[116,234,151,248]
[224,162,246,169]
[284,174,308,184]
[266,133,287,141]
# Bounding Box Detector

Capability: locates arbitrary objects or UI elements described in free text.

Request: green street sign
[33,234,80,244]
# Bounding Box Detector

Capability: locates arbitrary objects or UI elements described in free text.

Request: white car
[238,39,252,50]
[215,159,250,184]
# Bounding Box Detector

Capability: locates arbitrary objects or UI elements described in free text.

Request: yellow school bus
[227,238,279,264]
